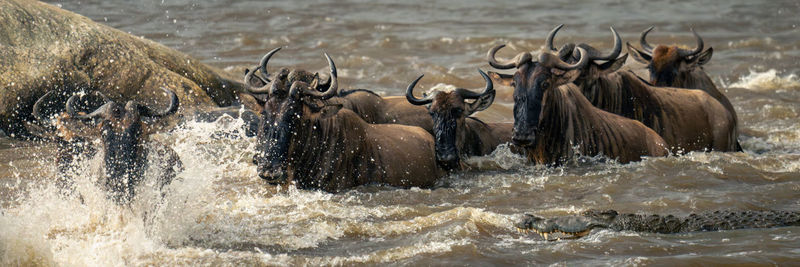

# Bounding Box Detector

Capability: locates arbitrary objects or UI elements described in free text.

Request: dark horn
[678,28,704,57]
[244,65,269,91]
[258,47,282,82]
[639,26,655,54]
[32,91,55,122]
[140,88,179,118]
[299,53,338,99]
[459,69,495,99]
[487,44,517,69]
[586,26,622,61]
[67,94,113,119]
[541,47,590,70]
[94,91,112,103]
[545,24,564,52]
[405,74,433,106]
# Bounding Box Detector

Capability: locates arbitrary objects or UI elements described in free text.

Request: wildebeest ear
[488,71,514,87]
[238,93,264,114]
[598,53,628,73]
[688,47,713,67]
[319,104,343,119]
[465,90,496,116]
[627,42,651,64]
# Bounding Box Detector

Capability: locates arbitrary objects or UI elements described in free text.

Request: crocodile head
[516,210,619,240]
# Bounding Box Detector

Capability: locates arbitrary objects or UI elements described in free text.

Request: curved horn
[487,44,517,69]
[258,47,281,82]
[585,26,622,61]
[140,88,179,118]
[540,47,590,70]
[639,26,655,54]
[67,94,113,120]
[458,69,495,99]
[678,28,704,57]
[545,24,564,52]
[94,91,112,103]
[32,91,56,122]
[298,53,337,99]
[405,74,433,106]
[244,65,269,91]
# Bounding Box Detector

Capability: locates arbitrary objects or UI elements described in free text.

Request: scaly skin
[517,209,800,240]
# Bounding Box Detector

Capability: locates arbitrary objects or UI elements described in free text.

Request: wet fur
[285,108,444,192]
[577,69,738,152]
[525,83,668,164]
[426,90,513,169]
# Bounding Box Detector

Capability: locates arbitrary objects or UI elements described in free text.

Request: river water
[2,0,800,265]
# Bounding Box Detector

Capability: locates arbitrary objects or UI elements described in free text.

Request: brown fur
[629,43,737,126]
[330,94,433,133]
[577,67,738,152]
[464,119,513,157]
[429,91,512,160]
[286,108,444,192]
[528,84,669,164]
[651,45,680,73]
[378,96,432,132]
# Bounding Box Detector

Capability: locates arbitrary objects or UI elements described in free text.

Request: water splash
[727,69,800,91]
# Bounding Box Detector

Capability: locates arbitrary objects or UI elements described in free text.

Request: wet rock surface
[0,0,244,137]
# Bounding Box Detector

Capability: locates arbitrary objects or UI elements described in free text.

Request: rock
[0,0,246,138]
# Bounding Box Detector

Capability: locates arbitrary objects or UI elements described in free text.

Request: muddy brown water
[2,0,800,265]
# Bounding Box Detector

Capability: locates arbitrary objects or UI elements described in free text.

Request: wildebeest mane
[288,109,381,192]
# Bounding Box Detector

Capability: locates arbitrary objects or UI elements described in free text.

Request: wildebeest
[627,27,738,125]
[405,69,513,170]
[486,47,668,164]
[243,47,434,132]
[489,26,739,153]
[253,53,445,192]
[24,91,101,196]
[64,88,182,204]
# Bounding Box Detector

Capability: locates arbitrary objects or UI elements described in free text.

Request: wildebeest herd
[27,26,799,238]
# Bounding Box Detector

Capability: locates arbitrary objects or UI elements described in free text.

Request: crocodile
[517,209,800,240]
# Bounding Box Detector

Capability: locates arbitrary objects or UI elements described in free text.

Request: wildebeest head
[543,25,628,87]
[487,38,590,147]
[406,70,495,170]
[25,90,107,142]
[64,88,179,203]
[627,27,713,87]
[252,51,340,183]
[244,47,334,99]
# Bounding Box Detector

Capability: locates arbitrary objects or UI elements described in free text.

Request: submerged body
[518,209,800,240]
[627,27,737,123]
[524,83,668,164]
[517,25,739,152]
[487,46,668,164]
[283,108,444,192]
[580,70,738,152]
[406,70,514,170]
[254,53,445,192]
[244,48,433,133]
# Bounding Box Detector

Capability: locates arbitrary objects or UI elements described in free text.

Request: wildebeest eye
[541,80,550,89]
[453,108,464,115]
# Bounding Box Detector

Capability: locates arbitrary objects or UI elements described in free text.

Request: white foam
[728,69,800,91]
